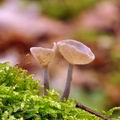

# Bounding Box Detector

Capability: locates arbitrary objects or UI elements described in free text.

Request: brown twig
[76,102,111,120]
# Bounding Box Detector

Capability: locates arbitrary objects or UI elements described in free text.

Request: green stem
[43,68,49,95]
[61,63,73,100]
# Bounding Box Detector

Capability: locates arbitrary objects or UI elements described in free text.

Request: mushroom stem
[43,68,49,95]
[61,63,73,100]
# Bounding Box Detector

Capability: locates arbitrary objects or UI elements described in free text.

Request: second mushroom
[30,47,55,95]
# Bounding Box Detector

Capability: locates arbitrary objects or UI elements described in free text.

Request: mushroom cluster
[30,39,95,100]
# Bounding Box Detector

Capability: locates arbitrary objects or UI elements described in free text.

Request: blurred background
[0,0,120,112]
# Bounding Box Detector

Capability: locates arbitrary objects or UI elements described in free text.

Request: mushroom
[57,39,95,100]
[30,47,55,95]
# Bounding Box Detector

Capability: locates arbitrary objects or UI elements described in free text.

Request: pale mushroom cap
[57,39,95,65]
[30,47,54,67]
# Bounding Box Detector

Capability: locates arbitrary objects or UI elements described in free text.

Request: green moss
[0,63,99,119]
[0,63,118,119]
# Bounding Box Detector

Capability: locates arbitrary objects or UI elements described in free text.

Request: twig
[76,102,111,120]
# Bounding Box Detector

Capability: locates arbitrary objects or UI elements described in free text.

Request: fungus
[30,47,54,95]
[57,39,95,100]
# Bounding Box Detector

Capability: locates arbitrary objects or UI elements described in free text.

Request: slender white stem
[61,63,73,100]
[43,68,49,95]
